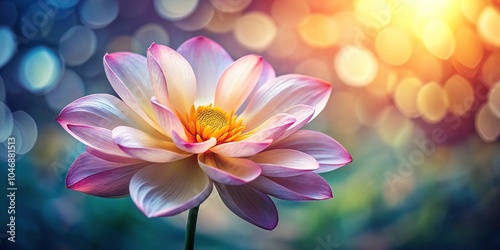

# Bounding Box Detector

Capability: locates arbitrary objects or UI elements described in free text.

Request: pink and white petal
[103,53,158,127]
[147,43,196,115]
[215,183,278,230]
[198,153,261,185]
[171,130,217,154]
[240,74,332,129]
[250,172,333,201]
[250,149,318,177]
[86,147,141,163]
[151,97,187,139]
[66,152,148,197]
[244,113,296,142]
[209,140,273,158]
[56,94,160,136]
[269,130,352,173]
[147,51,170,108]
[237,59,276,113]
[177,36,233,106]
[130,156,212,217]
[66,125,130,158]
[214,55,263,112]
[274,105,315,142]
[112,126,190,163]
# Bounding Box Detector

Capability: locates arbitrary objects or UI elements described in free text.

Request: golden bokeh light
[477,5,500,48]
[460,0,487,24]
[417,82,448,123]
[443,75,474,116]
[405,45,444,83]
[375,27,413,66]
[334,45,378,87]
[234,12,277,51]
[377,106,416,147]
[488,83,500,118]
[394,77,423,118]
[475,104,500,142]
[299,14,339,48]
[422,20,456,60]
[205,11,240,33]
[453,26,484,69]
[481,53,500,86]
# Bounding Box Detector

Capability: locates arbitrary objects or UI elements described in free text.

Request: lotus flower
[57,36,351,230]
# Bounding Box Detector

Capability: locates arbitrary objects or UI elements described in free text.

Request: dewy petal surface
[178,36,233,106]
[215,183,278,230]
[130,156,212,217]
[270,130,352,173]
[112,126,191,163]
[215,55,263,112]
[66,152,148,197]
[147,43,196,115]
[198,153,261,185]
[250,172,333,201]
[241,74,331,129]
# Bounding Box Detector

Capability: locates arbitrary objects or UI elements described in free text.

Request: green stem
[184,205,200,250]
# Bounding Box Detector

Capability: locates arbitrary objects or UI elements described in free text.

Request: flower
[57,36,352,230]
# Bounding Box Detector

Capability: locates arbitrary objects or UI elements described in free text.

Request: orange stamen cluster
[178,104,247,144]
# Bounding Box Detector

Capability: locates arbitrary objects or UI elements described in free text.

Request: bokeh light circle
[453,26,483,69]
[175,0,214,31]
[210,0,251,13]
[0,26,16,68]
[299,14,339,48]
[59,26,97,66]
[477,5,500,48]
[422,20,455,60]
[443,75,474,116]
[375,27,413,66]
[0,102,13,142]
[19,46,63,95]
[80,0,119,29]
[10,110,38,155]
[488,83,500,118]
[417,82,448,123]
[45,70,85,111]
[475,104,500,142]
[234,12,277,51]
[154,0,198,21]
[133,24,170,54]
[334,46,378,87]
[394,77,423,118]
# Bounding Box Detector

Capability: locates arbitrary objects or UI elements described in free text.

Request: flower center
[178,104,247,143]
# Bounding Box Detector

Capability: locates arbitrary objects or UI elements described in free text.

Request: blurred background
[1,0,500,249]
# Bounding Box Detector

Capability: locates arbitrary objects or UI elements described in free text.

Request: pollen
[178,104,248,143]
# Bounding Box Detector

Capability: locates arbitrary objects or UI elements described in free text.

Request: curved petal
[177,36,233,106]
[86,147,141,163]
[274,105,315,142]
[250,172,333,201]
[171,130,217,154]
[112,126,191,163]
[269,130,352,173]
[56,94,157,134]
[237,60,276,113]
[151,97,186,139]
[209,140,273,158]
[103,53,159,130]
[147,43,196,114]
[215,183,278,230]
[243,113,296,142]
[66,152,148,197]
[198,153,261,185]
[66,125,130,158]
[250,149,318,177]
[241,74,332,129]
[130,156,212,217]
[214,55,263,112]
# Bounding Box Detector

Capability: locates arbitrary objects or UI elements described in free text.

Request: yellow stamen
[178,104,247,144]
